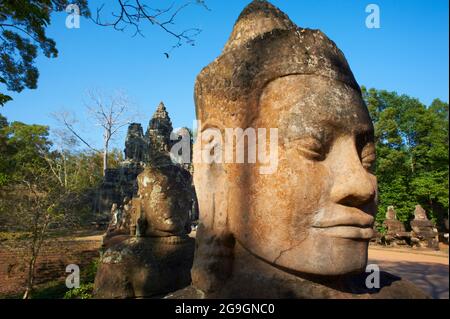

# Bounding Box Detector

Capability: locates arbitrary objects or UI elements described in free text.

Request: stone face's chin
[151,220,185,235]
[158,218,185,233]
[298,236,368,276]
[241,230,369,276]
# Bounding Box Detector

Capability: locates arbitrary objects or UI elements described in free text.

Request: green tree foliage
[0,113,122,297]
[0,113,123,228]
[0,116,50,186]
[362,87,449,230]
[63,283,94,299]
[0,0,90,105]
[0,113,9,184]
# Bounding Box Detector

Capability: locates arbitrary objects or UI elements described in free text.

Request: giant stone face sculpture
[181,0,428,299]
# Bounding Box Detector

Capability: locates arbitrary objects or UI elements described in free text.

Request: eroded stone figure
[103,204,123,242]
[169,0,428,299]
[410,205,439,250]
[94,163,195,298]
[386,206,396,220]
[135,164,193,238]
[382,206,411,246]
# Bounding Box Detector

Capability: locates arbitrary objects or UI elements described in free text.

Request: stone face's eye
[361,142,376,172]
[296,136,324,161]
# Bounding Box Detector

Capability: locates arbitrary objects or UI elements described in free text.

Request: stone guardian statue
[170,0,428,299]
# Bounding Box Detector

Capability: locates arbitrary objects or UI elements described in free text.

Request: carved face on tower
[193,0,377,278]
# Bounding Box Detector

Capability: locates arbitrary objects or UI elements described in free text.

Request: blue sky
[1,0,449,150]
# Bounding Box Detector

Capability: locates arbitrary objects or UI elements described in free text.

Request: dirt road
[368,246,449,299]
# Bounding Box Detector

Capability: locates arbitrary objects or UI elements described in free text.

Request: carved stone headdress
[194,0,360,129]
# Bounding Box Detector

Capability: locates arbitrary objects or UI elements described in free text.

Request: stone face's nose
[328,137,377,208]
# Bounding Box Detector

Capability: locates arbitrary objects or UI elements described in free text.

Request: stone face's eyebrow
[284,113,326,137]
[352,122,374,137]
[282,106,374,147]
[317,108,373,135]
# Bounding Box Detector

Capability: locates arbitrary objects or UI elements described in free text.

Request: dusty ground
[368,246,449,299]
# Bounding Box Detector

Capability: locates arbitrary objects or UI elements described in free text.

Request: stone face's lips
[313,226,374,239]
[311,206,375,229]
[312,204,374,240]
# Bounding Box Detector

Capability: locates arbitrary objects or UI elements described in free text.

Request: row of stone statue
[375,205,442,250]
[93,1,433,299]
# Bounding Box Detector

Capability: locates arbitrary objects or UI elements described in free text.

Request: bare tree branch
[84,89,136,175]
[53,90,137,175]
[52,111,100,153]
[91,0,209,53]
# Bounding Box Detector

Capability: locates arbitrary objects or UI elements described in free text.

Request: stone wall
[0,239,101,296]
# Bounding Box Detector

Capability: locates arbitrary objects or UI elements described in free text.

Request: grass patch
[31,258,98,299]
[63,258,98,299]
[0,231,32,241]
[0,258,99,299]
[31,280,69,299]
[63,283,94,299]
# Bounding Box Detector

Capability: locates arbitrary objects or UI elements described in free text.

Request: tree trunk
[23,255,36,299]
[63,153,68,188]
[103,130,111,176]
[103,144,108,176]
[23,288,30,300]
[23,216,48,299]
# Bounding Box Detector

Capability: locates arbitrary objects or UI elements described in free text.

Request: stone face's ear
[191,126,237,293]
[193,160,229,231]
[193,124,228,231]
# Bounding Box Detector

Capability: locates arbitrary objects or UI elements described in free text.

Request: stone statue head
[386,206,397,220]
[414,205,428,220]
[192,0,377,292]
[137,164,193,237]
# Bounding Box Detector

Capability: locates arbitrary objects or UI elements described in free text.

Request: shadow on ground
[369,259,449,299]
